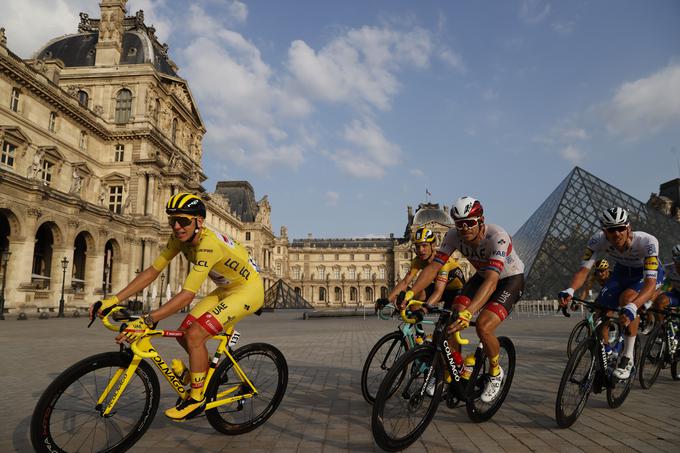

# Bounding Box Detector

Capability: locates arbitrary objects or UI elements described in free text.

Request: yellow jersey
[152,227,260,294]
[408,256,465,291]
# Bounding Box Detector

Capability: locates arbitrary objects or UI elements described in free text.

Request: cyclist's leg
[597,278,624,353]
[448,275,483,353]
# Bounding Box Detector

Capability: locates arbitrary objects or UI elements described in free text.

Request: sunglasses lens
[456,219,477,229]
[606,226,626,233]
[169,216,193,227]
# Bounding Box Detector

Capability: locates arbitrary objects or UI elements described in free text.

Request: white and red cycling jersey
[580,231,660,280]
[435,224,524,279]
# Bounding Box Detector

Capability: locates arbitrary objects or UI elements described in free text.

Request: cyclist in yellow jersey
[377,226,465,310]
[578,258,611,300]
[90,193,264,421]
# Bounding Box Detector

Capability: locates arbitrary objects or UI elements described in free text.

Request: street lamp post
[159,273,165,307]
[58,256,69,318]
[0,251,11,320]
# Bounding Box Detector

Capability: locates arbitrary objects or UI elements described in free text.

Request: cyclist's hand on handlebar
[116,318,148,344]
[374,298,390,313]
[558,288,574,308]
[91,296,119,319]
[398,290,414,310]
[447,309,472,334]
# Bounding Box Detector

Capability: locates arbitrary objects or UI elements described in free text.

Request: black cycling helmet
[165,192,206,217]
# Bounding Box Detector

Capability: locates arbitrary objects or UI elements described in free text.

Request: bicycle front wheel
[465,336,516,422]
[371,345,443,452]
[30,351,160,453]
[639,327,665,389]
[555,338,595,428]
[567,320,590,359]
[607,337,640,408]
[205,342,288,435]
[361,331,409,404]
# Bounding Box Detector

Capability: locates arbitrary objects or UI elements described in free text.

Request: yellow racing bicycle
[30,306,288,452]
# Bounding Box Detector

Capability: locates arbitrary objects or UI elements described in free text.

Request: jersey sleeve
[151,236,181,271]
[643,235,660,280]
[484,231,512,274]
[579,232,604,269]
[182,246,224,294]
[435,229,457,265]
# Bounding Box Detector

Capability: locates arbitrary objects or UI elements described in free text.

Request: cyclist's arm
[111,266,161,303]
[425,276,446,306]
[630,255,661,308]
[148,289,195,323]
[388,270,416,303]
[467,269,500,315]
[568,267,591,294]
[410,260,443,300]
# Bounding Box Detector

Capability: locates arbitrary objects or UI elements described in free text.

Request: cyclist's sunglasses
[604,225,627,233]
[168,215,196,228]
[455,217,480,230]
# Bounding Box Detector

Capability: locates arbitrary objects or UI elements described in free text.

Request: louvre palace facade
[0,1,283,315]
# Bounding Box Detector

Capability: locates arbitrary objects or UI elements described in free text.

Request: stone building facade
[285,203,472,307]
[0,1,274,315]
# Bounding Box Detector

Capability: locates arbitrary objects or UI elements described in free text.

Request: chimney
[95,0,127,66]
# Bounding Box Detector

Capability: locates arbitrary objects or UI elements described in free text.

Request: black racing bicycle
[638,306,680,389]
[371,300,515,452]
[555,298,640,428]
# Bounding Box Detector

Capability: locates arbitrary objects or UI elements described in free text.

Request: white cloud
[605,63,680,140]
[438,48,466,72]
[552,21,575,36]
[410,168,424,177]
[561,128,588,140]
[560,145,585,164]
[325,191,340,207]
[287,25,435,111]
[226,0,248,23]
[519,0,551,24]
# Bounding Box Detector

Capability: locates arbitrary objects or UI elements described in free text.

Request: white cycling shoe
[481,367,504,403]
[613,357,633,380]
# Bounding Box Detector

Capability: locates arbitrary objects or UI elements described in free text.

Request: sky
[3,0,680,239]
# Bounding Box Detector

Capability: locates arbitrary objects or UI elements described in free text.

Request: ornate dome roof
[412,203,453,226]
[34,11,177,76]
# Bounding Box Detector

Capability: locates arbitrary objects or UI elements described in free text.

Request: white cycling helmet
[451,196,484,219]
[672,244,680,262]
[599,207,628,228]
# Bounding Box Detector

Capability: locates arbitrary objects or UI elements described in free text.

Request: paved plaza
[1,309,679,452]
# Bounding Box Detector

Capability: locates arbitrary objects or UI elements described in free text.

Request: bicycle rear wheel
[361,331,409,404]
[30,351,160,453]
[639,327,665,389]
[567,320,590,359]
[205,342,288,435]
[607,337,640,408]
[555,338,596,428]
[371,345,443,452]
[465,336,516,422]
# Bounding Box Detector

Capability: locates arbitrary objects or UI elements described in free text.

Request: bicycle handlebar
[560,297,625,318]
[378,303,396,320]
[400,300,469,345]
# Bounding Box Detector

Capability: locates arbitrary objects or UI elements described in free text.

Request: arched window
[365,287,373,302]
[78,90,89,108]
[350,287,357,301]
[380,286,388,298]
[319,287,326,301]
[115,89,132,124]
[334,286,342,302]
[32,224,54,289]
[72,232,88,291]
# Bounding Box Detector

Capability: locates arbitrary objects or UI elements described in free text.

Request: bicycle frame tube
[100,355,144,416]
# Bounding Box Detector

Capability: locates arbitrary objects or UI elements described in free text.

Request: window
[403,252,410,259]
[114,144,125,162]
[245,232,251,241]
[335,254,339,260]
[319,287,326,301]
[277,246,281,253]
[276,261,282,276]
[350,254,354,261]
[40,160,54,185]
[1,142,16,168]
[115,89,132,124]
[171,118,178,142]
[79,131,87,150]
[317,267,325,280]
[365,254,370,260]
[48,112,57,132]
[379,268,385,279]
[334,268,340,279]
[334,287,342,301]
[108,185,123,214]
[78,90,89,108]
[293,267,301,279]
[348,268,356,279]
[10,88,20,112]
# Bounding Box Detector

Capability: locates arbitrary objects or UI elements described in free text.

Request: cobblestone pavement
[2,310,679,452]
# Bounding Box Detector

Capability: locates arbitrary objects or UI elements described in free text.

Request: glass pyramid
[514,166,680,299]
[263,279,314,310]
